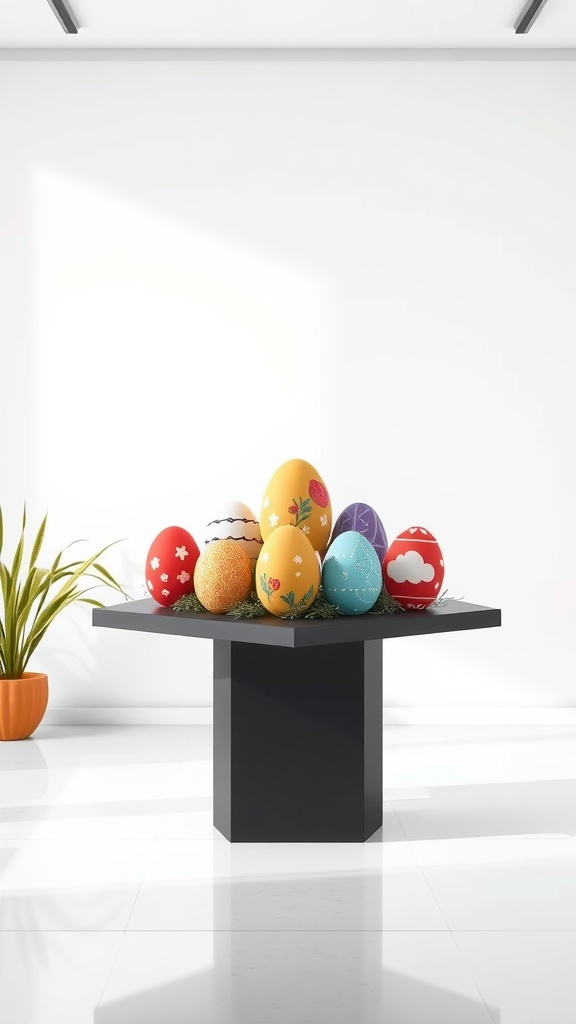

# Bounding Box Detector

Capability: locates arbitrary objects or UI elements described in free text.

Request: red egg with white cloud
[145,526,200,607]
[382,526,444,611]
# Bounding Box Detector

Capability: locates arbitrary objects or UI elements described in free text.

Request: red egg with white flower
[145,526,200,607]
[382,526,444,611]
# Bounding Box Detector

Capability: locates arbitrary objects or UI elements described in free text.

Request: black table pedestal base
[213,639,383,842]
[94,597,500,841]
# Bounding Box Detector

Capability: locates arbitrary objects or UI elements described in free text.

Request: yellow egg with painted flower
[260,458,332,555]
[255,525,320,617]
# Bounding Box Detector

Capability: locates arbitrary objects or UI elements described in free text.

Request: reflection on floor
[3,724,576,1022]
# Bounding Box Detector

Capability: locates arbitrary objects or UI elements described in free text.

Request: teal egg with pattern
[322,530,382,615]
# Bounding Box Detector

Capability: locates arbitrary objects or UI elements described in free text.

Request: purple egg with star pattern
[330,503,388,564]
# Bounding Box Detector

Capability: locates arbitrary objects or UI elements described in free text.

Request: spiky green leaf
[28,512,48,570]
[0,505,128,679]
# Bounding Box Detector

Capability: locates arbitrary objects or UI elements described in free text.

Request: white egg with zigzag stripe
[204,501,263,565]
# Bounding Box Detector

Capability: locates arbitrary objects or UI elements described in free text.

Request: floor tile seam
[92,864,149,1006]
[401,839,576,931]
[0,928,132,933]
[94,930,129,1011]
[0,837,226,842]
[448,928,498,1023]
[401,831,576,852]
[0,927,467,934]
[0,836,227,842]
[5,927,576,933]
[383,800,428,860]
[448,928,576,933]
[105,927,462,933]
[122,863,148,934]
[403,835,454,933]
[386,802,409,845]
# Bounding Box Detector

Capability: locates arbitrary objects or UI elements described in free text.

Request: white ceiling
[1,0,575,49]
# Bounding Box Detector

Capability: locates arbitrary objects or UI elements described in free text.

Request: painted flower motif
[175,545,188,560]
[295,571,301,578]
[293,555,302,564]
[279,583,314,613]
[290,496,312,528]
[162,588,170,597]
[261,573,314,613]
[269,513,279,527]
[302,525,310,535]
[261,552,269,562]
[150,556,160,570]
[260,572,281,602]
[147,580,154,591]
[320,514,328,527]
[263,497,270,509]
[177,570,191,584]
[309,479,328,508]
[160,573,169,582]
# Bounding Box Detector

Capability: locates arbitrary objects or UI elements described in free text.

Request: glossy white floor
[2,725,576,1023]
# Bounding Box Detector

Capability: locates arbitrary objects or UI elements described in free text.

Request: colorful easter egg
[260,459,332,555]
[146,526,200,607]
[331,502,388,564]
[204,500,262,565]
[256,525,320,617]
[382,526,444,610]
[322,531,382,615]
[194,540,252,614]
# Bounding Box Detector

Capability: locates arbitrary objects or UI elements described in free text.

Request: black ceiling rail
[515,0,550,34]
[46,0,79,34]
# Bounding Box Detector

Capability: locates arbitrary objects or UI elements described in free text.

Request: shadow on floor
[92,869,498,1024]
[392,778,576,840]
[94,960,499,1024]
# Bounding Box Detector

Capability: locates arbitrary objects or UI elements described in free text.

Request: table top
[93,598,501,649]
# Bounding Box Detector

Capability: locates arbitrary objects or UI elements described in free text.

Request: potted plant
[0,504,128,741]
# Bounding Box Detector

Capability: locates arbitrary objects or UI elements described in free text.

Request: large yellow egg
[255,525,320,617]
[194,540,252,613]
[260,458,332,555]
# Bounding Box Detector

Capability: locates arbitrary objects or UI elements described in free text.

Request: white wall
[1,55,575,723]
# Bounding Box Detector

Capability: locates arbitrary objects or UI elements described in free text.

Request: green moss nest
[172,585,404,620]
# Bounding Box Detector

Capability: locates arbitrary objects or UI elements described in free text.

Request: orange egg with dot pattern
[193,540,252,614]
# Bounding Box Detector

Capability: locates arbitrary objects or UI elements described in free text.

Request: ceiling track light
[46,0,79,34]
[515,0,550,34]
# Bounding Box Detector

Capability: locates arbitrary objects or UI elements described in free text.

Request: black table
[93,598,501,842]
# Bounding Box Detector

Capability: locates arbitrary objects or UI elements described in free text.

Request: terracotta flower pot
[0,672,49,741]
